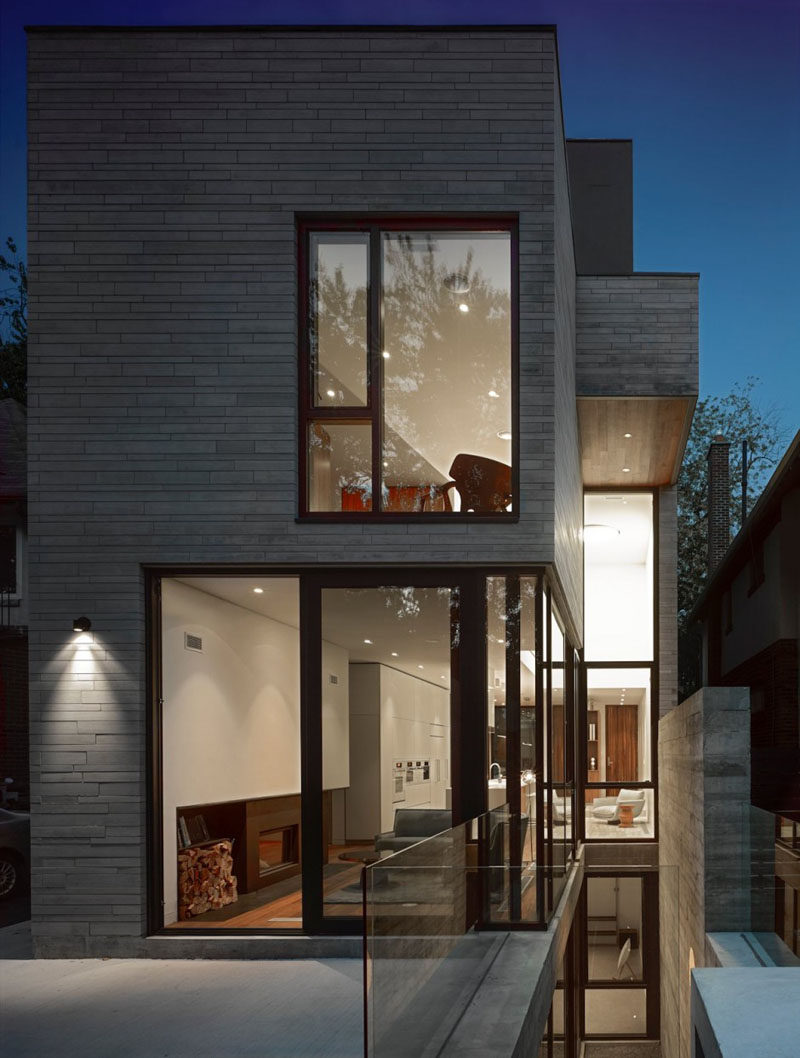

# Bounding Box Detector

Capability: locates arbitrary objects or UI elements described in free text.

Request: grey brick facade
[576,274,699,397]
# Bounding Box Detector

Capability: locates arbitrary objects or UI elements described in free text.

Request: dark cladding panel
[566,140,633,275]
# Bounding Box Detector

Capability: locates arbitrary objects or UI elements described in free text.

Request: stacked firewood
[178,840,238,920]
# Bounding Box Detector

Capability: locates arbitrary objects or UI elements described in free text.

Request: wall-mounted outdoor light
[72,616,92,633]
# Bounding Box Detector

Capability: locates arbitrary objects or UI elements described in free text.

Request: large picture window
[582,491,657,841]
[300,219,517,517]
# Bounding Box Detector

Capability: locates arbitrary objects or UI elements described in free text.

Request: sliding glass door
[303,572,463,933]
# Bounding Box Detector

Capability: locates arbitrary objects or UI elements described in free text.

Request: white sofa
[591,788,647,824]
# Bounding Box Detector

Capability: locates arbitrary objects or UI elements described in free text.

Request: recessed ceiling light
[326,389,335,398]
[622,467,631,473]
[624,432,632,438]
[391,652,398,657]
[418,664,424,669]
[444,271,470,294]
[458,303,469,313]
[383,460,388,467]
[440,675,446,680]
[382,350,390,359]
[497,430,512,441]
[364,639,373,645]
[488,390,499,399]
[253,587,264,594]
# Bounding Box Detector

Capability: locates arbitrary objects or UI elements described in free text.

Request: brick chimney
[707,434,730,572]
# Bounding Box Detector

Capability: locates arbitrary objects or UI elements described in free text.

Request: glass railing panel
[365,806,578,1057]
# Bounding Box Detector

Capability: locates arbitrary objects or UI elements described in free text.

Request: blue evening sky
[1,0,798,421]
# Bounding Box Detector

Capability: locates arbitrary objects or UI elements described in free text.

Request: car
[0,808,30,901]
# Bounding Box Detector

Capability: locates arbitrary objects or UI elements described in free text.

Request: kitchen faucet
[489,762,502,780]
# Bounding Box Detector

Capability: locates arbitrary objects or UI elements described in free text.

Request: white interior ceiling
[172,577,452,688]
[586,666,650,707]
[174,575,301,628]
[584,492,653,564]
[322,587,451,686]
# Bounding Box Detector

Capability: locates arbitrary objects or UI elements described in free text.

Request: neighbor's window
[301,221,515,516]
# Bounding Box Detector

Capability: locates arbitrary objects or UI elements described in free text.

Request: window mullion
[369,225,382,512]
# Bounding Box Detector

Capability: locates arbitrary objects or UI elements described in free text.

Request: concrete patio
[0,923,363,1058]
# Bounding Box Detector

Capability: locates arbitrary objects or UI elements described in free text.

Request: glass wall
[320,586,453,920]
[484,573,575,923]
[584,493,654,663]
[549,603,571,899]
[309,232,369,407]
[302,222,514,516]
[152,566,574,935]
[308,421,373,512]
[160,576,302,931]
[382,230,512,513]
[583,872,658,1039]
[583,492,656,840]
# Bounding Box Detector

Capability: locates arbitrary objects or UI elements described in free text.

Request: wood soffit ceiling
[578,397,695,487]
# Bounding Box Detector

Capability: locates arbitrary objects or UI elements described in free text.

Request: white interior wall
[585,560,653,661]
[322,639,350,793]
[347,662,450,838]
[588,876,643,935]
[161,579,349,923]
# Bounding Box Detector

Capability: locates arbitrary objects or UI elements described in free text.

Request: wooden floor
[169,844,371,929]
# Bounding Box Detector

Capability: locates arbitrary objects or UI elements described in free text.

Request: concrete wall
[26,26,562,956]
[576,275,698,397]
[658,687,751,1058]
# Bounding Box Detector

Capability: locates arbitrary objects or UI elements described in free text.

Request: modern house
[26,24,702,1054]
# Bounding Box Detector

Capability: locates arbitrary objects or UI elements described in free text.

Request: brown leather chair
[421,453,511,513]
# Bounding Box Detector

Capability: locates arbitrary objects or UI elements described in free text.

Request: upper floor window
[299,219,516,517]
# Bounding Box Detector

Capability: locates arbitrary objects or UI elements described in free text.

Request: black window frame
[579,869,661,1041]
[579,487,660,844]
[297,215,520,521]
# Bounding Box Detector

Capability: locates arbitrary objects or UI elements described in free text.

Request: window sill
[296,512,520,524]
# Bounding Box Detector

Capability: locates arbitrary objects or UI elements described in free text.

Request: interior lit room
[160,577,452,930]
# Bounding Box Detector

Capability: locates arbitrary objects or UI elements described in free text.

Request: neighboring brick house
[27,23,699,1054]
[692,430,800,811]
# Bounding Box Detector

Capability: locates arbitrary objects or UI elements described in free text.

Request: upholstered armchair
[591,788,647,824]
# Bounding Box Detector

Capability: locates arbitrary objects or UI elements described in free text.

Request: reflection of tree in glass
[382,234,511,462]
[310,260,367,402]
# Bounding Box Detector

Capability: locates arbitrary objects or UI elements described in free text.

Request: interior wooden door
[605,704,638,793]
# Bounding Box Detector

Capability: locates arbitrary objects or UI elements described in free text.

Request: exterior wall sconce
[72,616,92,633]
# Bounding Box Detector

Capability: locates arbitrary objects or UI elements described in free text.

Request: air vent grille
[329,674,338,685]
[185,633,203,652]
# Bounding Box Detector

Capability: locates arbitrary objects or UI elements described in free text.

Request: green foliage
[0,236,27,405]
[677,378,787,696]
